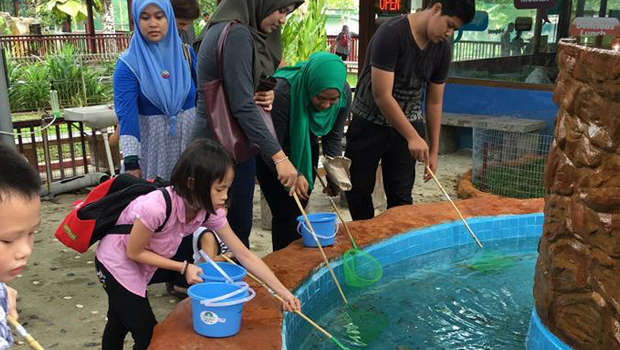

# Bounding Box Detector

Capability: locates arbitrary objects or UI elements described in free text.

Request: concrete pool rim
[283,212,547,349]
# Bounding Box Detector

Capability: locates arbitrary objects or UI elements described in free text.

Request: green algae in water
[296,236,539,350]
[458,250,520,273]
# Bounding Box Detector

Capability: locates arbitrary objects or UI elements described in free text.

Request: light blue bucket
[188,281,256,338]
[296,212,338,247]
[198,262,246,282]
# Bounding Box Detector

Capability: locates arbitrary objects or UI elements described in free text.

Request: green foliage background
[281,0,329,65]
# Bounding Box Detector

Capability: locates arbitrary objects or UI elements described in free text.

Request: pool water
[297,236,539,350]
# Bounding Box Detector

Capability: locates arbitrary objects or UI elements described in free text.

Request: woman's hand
[275,158,298,194]
[6,286,18,320]
[254,90,274,111]
[280,290,301,312]
[295,174,310,200]
[185,264,204,285]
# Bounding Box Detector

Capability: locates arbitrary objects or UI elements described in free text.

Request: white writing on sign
[570,17,620,37]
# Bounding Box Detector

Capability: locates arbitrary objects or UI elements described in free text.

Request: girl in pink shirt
[95,139,300,350]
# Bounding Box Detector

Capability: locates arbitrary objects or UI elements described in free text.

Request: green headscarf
[206,0,303,88]
[273,52,347,191]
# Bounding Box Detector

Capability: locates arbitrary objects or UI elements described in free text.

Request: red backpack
[55,173,172,253]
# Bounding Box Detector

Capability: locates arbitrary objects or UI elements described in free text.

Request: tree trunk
[62,15,72,33]
[101,0,116,33]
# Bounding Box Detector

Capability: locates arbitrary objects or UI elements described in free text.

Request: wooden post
[86,0,97,53]
[127,0,134,31]
[555,0,573,43]
[11,0,19,17]
[358,0,377,76]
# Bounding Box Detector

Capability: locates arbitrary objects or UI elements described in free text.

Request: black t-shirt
[351,15,451,126]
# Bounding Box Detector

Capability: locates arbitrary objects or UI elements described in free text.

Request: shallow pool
[283,214,544,350]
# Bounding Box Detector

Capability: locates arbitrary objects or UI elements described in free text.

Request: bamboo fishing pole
[292,192,348,305]
[222,256,351,350]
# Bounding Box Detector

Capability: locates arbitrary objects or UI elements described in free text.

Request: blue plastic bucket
[188,281,256,338]
[198,262,246,282]
[296,213,338,247]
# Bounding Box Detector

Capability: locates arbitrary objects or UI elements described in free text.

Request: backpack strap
[155,188,172,233]
[109,188,172,234]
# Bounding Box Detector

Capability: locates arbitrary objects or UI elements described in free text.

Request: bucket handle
[297,221,338,240]
[199,282,256,307]
[199,249,235,283]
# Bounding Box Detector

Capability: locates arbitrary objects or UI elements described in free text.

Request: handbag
[201,21,276,164]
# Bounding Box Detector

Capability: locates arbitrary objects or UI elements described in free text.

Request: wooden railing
[0,33,131,59]
[13,117,119,182]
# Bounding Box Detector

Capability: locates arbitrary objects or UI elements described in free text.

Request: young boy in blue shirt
[0,144,41,348]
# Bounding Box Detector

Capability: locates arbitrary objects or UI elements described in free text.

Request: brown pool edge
[149,196,544,350]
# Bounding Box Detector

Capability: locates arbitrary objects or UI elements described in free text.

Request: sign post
[0,49,14,149]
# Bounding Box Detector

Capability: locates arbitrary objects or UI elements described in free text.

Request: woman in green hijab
[192,0,303,248]
[256,52,351,251]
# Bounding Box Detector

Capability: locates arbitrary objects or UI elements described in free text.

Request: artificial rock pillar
[534,42,620,350]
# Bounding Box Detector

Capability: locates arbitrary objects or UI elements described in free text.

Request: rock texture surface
[149,197,542,349]
[534,42,620,350]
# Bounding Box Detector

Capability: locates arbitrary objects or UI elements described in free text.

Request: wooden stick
[426,166,483,248]
[222,256,350,350]
[7,315,45,350]
[313,171,357,250]
[292,192,348,305]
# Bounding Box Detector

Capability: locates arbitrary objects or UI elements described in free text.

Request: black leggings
[256,144,318,251]
[96,259,157,350]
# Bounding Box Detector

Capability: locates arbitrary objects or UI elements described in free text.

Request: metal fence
[13,117,119,184]
[472,128,554,198]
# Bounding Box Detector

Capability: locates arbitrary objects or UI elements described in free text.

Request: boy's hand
[407,136,429,163]
[423,153,439,182]
[185,264,204,285]
[6,286,18,320]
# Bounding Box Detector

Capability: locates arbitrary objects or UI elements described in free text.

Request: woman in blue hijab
[114,0,196,181]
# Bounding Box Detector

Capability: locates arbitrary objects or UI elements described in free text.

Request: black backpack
[55,173,172,253]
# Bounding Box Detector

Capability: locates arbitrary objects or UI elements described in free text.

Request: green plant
[281,0,329,65]
[36,0,103,25]
[483,157,547,198]
[46,45,85,106]
[0,16,10,35]
[16,63,51,111]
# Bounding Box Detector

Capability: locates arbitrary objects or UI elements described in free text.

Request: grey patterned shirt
[351,15,451,127]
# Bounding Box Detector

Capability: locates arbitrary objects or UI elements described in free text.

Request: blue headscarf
[119,0,191,136]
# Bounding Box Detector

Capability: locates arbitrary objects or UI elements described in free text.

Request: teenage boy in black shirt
[345,0,475,220]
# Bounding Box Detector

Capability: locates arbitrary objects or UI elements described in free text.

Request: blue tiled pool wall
[526,309,572,350]
[282,213,545,350]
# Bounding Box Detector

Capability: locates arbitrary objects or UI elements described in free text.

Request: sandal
[165,282,188,299]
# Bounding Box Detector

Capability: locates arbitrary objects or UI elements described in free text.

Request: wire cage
[472,128,554,199]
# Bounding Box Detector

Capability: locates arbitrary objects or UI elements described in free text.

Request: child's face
[427,4,463,44]
[210,168,234,211]
[0,194,39,283]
